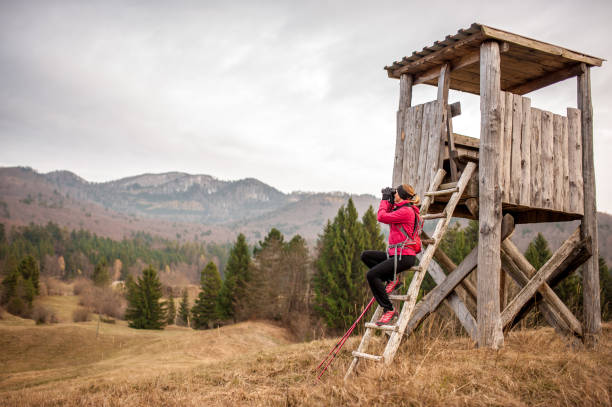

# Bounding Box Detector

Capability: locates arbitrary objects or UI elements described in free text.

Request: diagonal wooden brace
[501,239,583,337]
[501,228,592,329]
[406,215,515,340]
[422,230,477,304]
[406,252,478,340]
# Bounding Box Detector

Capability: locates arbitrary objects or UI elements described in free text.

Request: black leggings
[361,250,416,312]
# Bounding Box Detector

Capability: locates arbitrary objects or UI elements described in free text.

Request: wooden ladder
[344,161,476,380]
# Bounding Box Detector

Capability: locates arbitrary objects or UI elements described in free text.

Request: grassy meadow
[0,295,610,406]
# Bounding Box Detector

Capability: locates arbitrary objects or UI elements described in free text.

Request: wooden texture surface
[578,66,601,345]
[477,41,504,349]
[567,108,583,214]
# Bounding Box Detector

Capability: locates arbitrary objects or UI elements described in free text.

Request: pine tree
[17,255,39,295]
[165,294,176,325]
[92,259,110,287]
[191,262,222,329]
[124,266,166,330]
[253,228,284,256]
[524,233,552,270]
[178,289,190,326]
[362,206,386,252]
[216,233,251,322]
[313,198,369,332]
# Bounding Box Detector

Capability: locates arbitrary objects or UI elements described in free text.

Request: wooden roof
[384,23,605,95]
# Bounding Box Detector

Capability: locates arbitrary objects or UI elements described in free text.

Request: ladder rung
[389,294,410,301]
[423,212,446,220]
[425,187,459,197]
[408,266,421,272]
[365,322,399,331]
[352,351,383,361]
[421,238,436,245]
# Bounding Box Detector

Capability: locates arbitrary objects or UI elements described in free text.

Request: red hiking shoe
[385,280,402,293]
[375,310,398,326]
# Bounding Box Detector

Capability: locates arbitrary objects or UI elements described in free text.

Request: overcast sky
[1,1,611,213]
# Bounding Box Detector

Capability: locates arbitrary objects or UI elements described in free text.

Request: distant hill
[0,166,610,263]
[0,167,379,244]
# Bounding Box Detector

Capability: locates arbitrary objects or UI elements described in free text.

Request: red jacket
[377,200,421,256]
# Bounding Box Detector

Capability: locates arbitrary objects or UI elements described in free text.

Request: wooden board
[553,114,564,211]
[502,91,513,203]
[510,93,522,204]
[540,110,554,209]
[567,108,583,214]
[530,108,542,208]
[561,116,569,212]
[520,97,532,206]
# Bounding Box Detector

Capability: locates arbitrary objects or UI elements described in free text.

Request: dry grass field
[0,297,610,406]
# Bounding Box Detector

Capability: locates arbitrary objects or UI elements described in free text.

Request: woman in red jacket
[361,184,421,326]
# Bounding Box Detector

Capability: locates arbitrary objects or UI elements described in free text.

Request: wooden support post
[393,74,413,186]
[478,40,504,349]
[437,64,451,172]
[501,228,592,328]
[577,64,601,346]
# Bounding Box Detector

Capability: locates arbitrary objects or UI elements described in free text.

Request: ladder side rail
[382,162,477,363]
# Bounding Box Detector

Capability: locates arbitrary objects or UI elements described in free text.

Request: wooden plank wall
[401,100,441,197]
[498,91,583,215]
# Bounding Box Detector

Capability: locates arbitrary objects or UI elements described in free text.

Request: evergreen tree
[124,266,166,330]
[165,294,176,325]
[92,259,111,287]
[17,255,39,295]
[362,206,386,252]
[216,233,251,322]
[313,198,369,331]
[191,261,222,329]
[178,289,190,326]
[253,228,284,256]
[524,233,552,270]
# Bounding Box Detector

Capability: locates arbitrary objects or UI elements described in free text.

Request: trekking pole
[316,297,376,379]
[315,278,402,379]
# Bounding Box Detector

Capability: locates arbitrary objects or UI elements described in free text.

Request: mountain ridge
[0,166,610,263]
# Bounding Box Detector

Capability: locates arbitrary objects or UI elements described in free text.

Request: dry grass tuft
[0,318,610,406]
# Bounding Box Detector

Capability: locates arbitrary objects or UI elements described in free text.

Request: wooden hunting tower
[346,23,604,377]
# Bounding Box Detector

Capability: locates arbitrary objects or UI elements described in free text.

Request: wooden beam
[390,32,486,78]
[478,40,504,349]
[413,43,509,86]
[406,253,479,340]
[578,65,601,346]
[422,230,477,303]
[500,239,582,336]
[507,63,585,95]
[480,25,604,67]
[438,64,451,172]
[500,228,591,328]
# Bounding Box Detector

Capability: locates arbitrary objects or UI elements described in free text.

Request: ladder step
[365,322,399,331]
[424,187,459,197]
[423,212,446,220]
[408,265,421,272]
[389,294,410,301]
[422,238,436,245]
[352,351,383,362]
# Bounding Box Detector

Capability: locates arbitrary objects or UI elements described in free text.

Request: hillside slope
[0,313,609,406]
